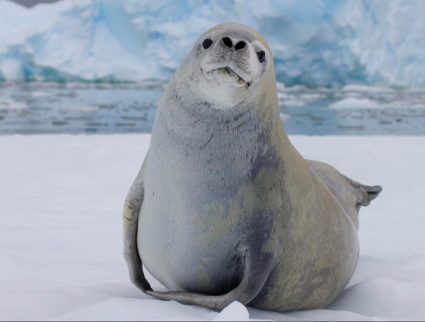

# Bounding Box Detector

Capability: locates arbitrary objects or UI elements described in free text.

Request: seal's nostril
[235,41,246,50]
[222,37,232,48]
[257,51,266,63]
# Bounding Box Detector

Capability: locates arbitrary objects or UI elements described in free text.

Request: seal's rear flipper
[364,185,382,202]
[356,183,382,206]
[340,171,382,207]
[146,250,275,311]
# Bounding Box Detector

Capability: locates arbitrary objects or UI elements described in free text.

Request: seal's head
[179,22,274,108]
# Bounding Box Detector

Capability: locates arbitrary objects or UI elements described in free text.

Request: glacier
[0,0,424,86]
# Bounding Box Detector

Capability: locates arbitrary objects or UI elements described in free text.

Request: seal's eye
[202,39,213,49]
[257,51,266,63]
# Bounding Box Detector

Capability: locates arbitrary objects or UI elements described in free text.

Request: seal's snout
[220,36,247,51]
[192,23,272,106]
[200,34,259,89]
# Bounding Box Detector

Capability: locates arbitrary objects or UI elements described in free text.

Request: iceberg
[0,0,424,86]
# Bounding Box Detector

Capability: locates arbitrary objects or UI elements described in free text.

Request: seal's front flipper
[146,250,275,311]
[123,161,152,293]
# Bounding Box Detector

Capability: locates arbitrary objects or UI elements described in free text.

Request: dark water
[0,82,424,135]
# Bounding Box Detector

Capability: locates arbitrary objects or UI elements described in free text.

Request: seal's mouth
[203,66,250,87]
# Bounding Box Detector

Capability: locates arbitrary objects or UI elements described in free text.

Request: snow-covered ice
[329,97,381,109]
[212,302,249,321]
[0,98,27,111]
[0,134,424,320]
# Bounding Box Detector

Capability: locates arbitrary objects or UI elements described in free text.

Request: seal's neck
[152,74,290,160]
[156,81,246,132]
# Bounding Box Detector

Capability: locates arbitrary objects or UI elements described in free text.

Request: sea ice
[0,134,424,320]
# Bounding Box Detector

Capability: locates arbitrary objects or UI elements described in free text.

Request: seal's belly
[137,154,249,294]
[138,193,243,294]
[136,118,265,293]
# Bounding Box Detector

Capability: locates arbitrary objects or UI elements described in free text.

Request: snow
[278,90,327,107]
[0,0,424,86]
[212,302,249,321]
[0,59,25,81]
[0,134,424,320]
[342,84,397,93]
[329,97,381,109]
[0,97,27,111]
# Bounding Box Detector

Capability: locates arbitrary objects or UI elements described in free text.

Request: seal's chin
[202,67,250,88]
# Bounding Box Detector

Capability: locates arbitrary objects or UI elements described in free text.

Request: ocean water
[0,82,424,135]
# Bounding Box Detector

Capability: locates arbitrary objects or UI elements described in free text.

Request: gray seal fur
[123,22,382,312]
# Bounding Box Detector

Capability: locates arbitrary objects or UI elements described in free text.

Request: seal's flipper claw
[125,250,153,293]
